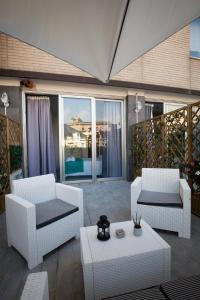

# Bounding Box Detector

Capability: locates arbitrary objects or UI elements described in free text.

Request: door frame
[95,98,126,182]
[59,94,95,183]
[59,95,126,183]
[22,91,126,182]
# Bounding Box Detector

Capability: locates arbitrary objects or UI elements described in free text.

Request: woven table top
[80,220,170,264]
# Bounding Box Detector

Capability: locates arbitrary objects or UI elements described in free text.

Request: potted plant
[179,159,200,192]
[132,213,142,236]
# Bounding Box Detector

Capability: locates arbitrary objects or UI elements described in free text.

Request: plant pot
[133,226,142,236]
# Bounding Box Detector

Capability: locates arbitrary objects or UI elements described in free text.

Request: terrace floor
[0,181,200,300]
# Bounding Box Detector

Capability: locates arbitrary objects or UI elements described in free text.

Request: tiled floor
[0,181,200,299]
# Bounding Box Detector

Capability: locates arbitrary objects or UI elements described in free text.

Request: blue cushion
[35,198,79,229]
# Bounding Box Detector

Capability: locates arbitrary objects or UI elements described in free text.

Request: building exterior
[0,22,200,182]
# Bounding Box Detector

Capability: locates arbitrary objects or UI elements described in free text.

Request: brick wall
[112,26,190,89]
[1,26,200,90]
[190,59,200,90]
[0,33,91,77]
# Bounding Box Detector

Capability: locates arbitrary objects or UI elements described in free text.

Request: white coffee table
[80,220,171,300]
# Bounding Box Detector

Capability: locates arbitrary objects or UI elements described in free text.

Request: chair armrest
[55,183,83,208]
[5,194,37,266]
[131,177,142,216]
[6,193,35,209]
[179,179,191,238]
[55,183,83,227]
[179,179,191,207]
[131,177,142,201]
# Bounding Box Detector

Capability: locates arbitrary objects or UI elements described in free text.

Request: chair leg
[7,238,11,247]
[178,229,190,239]
[37,255,44,265]
[28,253,43,270]
[6,230,11,246]
[75,233,80,239]
[178,230,184,238]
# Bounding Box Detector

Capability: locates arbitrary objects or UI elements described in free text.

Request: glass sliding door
[61,96,93,181]
[96,100,122,179]
[60,96,124,182]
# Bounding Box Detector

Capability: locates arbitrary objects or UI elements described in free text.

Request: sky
[64,98,91,123]
[63,97,121,124]
[190,17,200,52]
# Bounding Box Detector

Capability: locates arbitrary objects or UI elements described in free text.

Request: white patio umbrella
[0,0,200,82]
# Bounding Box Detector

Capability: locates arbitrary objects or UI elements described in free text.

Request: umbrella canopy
[0,0,200,82]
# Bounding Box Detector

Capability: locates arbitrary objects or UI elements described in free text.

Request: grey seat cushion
[35,198,79,229]
[103,287,167,299]
[161,274,200,300]
[137,191,183,208]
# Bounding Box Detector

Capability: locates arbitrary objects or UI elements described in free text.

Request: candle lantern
[97,215,110,241]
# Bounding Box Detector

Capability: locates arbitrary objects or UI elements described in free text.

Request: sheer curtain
[145,103,154,120]
[102,102,122,177]
[27,96,56,177]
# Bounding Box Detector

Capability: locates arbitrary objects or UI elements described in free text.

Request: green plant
[179,160,200,179]
[132,213,141,228]
[9,145,22,172]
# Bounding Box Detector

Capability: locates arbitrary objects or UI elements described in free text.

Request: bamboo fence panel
[131,101,200,216]
[0,113,22,213]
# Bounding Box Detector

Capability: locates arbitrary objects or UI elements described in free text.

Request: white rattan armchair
[6,174,83,269]
[131,168,191,238]
[21,272,49,300]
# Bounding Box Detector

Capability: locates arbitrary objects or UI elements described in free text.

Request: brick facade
[0,25,200,90]
[0,33,91,78]
[113,26,190,88]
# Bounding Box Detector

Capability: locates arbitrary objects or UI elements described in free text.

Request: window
[190,17,200,58]
[164,103,186,114]
[145,102,163,120]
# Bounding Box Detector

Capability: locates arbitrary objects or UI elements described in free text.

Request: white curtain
[102,102,122,177]
[27,96,56,177]
[145,103,154,120]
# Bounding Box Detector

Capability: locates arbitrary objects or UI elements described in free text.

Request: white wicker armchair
[131,168,191,238]
[6,174,83,269]
[21,272,49,300]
